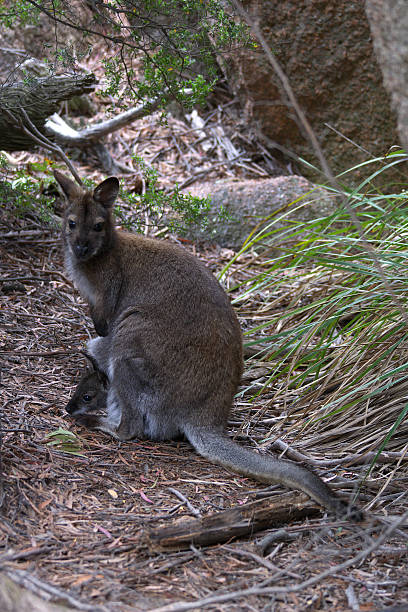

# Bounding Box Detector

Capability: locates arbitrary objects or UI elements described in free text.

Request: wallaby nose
[65,399,76,414]
[74,243,90,258]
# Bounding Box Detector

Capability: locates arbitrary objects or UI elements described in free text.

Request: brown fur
[56,170,360,518]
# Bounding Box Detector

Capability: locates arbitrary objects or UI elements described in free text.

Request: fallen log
[0,73,96,151]
[149,491,321,551]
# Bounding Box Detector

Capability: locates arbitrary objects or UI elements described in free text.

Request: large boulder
[225,1,405,188]
[182,176,338,249]
[365,0,408,152]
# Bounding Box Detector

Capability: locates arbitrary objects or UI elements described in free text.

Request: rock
[224,1,406,188]
[365,0,408,152]
[181,176,338,250]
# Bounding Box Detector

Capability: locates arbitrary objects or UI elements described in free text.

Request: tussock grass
[226,152,408,459]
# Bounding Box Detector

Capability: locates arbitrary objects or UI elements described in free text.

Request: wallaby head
[54,170,119,262]
[66,357,108,417]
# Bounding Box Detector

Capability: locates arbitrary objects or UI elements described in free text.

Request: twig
[0,568,108,612]
[222,544,301,579]
[178,153,244,189]
[255,528,300,556]
[0,369,3,509]
[168,487,202,518]
[268,438,408,467]
[2,429,33,434]
[0,229,55,238]
[0,276,50,282]
[0,546,50,563]
[147,552,196,576]
[171,133,191,173]
[345,584,360,611]
[0,350,75,357]
[4,108,82,185]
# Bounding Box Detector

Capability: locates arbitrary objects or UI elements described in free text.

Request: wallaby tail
[185,426,359,518]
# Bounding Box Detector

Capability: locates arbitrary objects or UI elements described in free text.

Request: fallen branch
[45,100,162,147]
[149,491,320,551]
[168,487,202,518]
[269,438,408,468]
[44,95,183,174]
[0,73,96,151]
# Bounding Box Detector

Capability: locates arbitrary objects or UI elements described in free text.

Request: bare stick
[168,487,202,518]
[45,101,162,147]
[4,108,82,185]
[269,438,408,467]
[0,568,109,611]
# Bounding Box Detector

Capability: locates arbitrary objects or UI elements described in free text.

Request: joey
[66,354,108,417]
[66,368,108,417]
[56,170,360,519]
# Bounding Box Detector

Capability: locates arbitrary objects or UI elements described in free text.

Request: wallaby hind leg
[106,356,157,440]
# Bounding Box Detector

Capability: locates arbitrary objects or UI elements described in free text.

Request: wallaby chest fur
[57,170,360,519]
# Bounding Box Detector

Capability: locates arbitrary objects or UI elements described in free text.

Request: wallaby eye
[93,222,104,232]
[68,219,76,229]
[82,393,92,402]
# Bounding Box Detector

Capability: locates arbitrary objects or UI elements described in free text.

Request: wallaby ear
[80,350,100,372]
[54,170,82,200]
[96,368,109,389]
[93,177,119,208]
[80,351,109,389]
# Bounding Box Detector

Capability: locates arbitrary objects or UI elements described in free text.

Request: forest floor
[1,34,408,612]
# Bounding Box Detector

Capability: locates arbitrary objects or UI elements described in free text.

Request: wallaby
[66,351,109,416]
[56,170,359,518]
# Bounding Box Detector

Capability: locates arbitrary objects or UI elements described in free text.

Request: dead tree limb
[45,99,162,146]
[149,491,321,551]
[44,93,186,174]
[0,73,96,151]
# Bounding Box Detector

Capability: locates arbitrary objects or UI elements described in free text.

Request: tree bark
[0,73,96,151]
[149,491,320,551]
